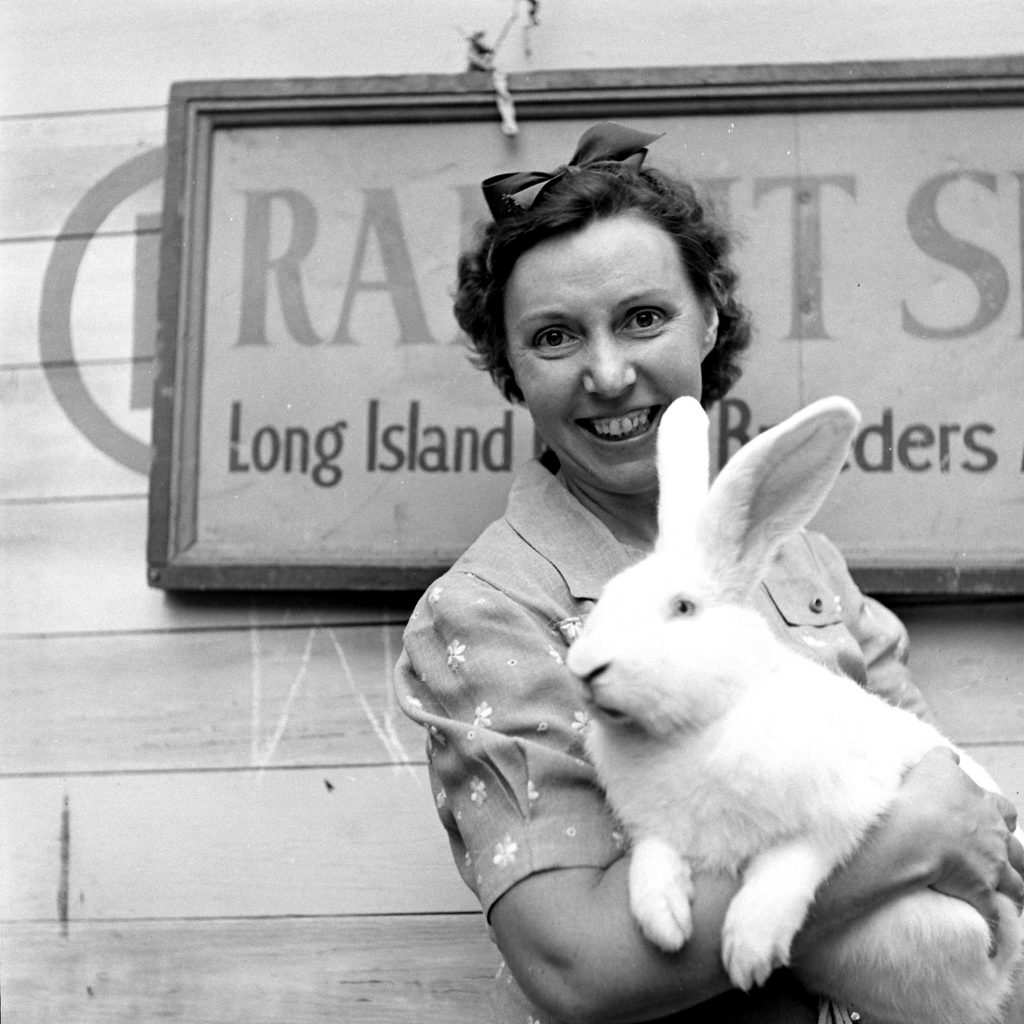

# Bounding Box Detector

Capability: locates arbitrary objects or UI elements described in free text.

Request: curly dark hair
[453,160,751,408]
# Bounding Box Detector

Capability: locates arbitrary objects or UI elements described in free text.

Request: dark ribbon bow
[481,122,664,220]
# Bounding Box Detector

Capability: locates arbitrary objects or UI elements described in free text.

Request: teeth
[589,408,651,440]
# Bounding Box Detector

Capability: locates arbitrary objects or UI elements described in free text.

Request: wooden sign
[148,60,1024,591]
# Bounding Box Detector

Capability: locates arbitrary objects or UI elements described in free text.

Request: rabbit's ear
[655,397,711,551]
[696,397,861,599]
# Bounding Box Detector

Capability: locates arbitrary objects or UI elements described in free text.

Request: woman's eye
[534,328,572,350]
[626,308,664,332]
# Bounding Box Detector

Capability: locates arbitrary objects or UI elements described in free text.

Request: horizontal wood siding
[0,98,496,1019]
[1,626,422,774]
[1,767,478,922]
[1,916,498,1024]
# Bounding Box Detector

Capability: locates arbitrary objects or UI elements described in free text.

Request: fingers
[971,889,1004,957]
[1009,832,1024,878]
[928,745,960,765]
[906,747,1024,940]
[990,839,1024,957]
[989,792,1024,914]
[991,791,1019,832]
[998,860,1024,915]
[1002,834,1024,914]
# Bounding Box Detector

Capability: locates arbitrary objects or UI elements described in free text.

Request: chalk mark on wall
[329,627,417,776]
[256,627,316,771]
[380,623,410,762]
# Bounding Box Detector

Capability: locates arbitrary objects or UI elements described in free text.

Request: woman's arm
[490,747,1024,1024]
[491,858,745,1024]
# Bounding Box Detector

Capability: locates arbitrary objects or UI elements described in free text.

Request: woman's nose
[582,337,637,396]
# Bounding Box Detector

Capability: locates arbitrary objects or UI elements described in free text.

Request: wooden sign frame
[148,58,1024,592]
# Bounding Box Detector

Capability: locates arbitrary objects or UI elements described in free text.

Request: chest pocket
[761,535,844,629]
[758,534,870,684]
[762,575,844,628]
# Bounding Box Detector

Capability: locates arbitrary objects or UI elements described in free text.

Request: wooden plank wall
[0,83,502,1024]
[2,4,1023,1021]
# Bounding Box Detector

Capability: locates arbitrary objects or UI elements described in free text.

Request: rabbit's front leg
[629,835,695,952]
[721,838,836,991]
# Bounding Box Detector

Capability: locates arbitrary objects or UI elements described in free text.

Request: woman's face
[504,211,718,501]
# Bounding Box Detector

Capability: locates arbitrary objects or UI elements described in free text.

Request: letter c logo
[39,147,165,475]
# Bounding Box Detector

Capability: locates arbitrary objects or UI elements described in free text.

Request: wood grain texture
[0,499,417,636]
[2,362,149,499]
[1,240,66,365]
[3,609,1022,776]
[0,625,422,774]
[0,111,165,241]
[0,914,499,1024]
[896,601,1024,745]
[0,766,477,922]
[8,228,159,366]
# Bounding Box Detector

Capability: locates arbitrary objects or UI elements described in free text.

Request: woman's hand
[899,747,1024,944]
[795,745,1024,961]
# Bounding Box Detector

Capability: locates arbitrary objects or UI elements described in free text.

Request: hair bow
[481,122,664,220]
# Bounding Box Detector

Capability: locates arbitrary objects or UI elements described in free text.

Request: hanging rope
[460,1,542,136]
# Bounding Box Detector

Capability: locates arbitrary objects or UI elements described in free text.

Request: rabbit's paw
[633,872,694,952]
[720,892,799,991]
[629,841,695,952]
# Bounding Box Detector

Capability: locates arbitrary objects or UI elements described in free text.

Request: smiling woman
[502,213,717,546]
[393,123,1024,1023]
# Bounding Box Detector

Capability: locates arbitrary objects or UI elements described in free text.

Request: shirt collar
[503,459,638,601]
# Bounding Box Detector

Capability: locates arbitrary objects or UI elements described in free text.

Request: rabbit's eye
[670,597,696,617]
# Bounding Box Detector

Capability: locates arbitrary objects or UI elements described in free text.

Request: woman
[394,123,1024,1023]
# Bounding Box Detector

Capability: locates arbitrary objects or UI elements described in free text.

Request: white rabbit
[565,395,1023,1024]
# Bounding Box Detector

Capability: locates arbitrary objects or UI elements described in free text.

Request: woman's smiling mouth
[578,406,659,441]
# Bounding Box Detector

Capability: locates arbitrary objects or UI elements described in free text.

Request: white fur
[566,396,1023,1024]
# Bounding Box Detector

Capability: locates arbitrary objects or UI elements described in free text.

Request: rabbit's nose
[577,663,610,687]
[566,643,608,684]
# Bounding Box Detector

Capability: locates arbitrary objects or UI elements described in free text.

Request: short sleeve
[394,571,624,917]
[804,530,931,719]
